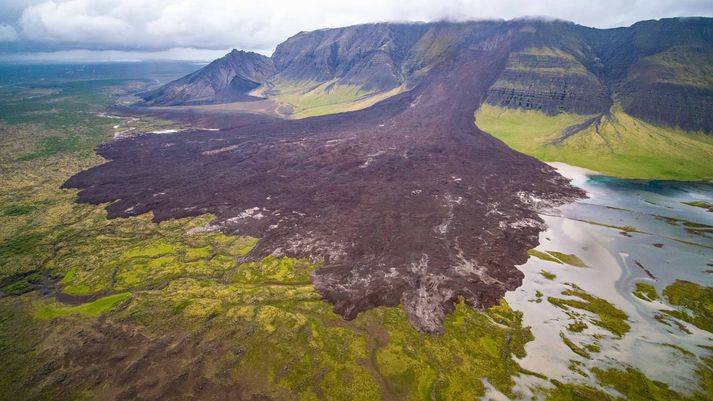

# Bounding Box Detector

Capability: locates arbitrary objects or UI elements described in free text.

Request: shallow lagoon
[507,163,713,396]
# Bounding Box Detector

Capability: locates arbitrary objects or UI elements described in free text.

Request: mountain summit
[141,49,276,105]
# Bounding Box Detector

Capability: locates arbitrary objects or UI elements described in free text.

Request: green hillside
[255,77,405,118]
[475,104,713,182]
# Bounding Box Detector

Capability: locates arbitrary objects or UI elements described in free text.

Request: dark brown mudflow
[64,29,584,333]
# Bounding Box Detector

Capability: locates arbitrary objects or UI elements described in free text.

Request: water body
[507,163,713,395]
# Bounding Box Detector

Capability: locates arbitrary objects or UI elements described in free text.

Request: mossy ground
[548,283,630,337]
[34,292,130,319]
[528,249,562,264]
[528,249,586,267]
[543,365,711,401]
[540,270,557,280]
[559,332,591,359]
[662,280,713,333]
[633,282,659,302]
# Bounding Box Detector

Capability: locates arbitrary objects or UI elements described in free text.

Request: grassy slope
[476,104,713,182]
[256,78,404,119]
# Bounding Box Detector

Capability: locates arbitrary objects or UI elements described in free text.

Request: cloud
[4,0,713,55]
[0,24,18,41]
[0,47,230,62]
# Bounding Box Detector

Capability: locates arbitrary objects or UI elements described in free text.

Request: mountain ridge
[141,17,713,134]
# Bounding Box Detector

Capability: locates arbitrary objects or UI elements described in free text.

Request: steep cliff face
[269,22,497,92]
[484,21,611,116]
[580,17,713,133]
[618,39,713,132]
[141,50,276,105]
[143,18,713,133]
[484,18,713,133]
[484,46,612,115]
[271,23,429,92]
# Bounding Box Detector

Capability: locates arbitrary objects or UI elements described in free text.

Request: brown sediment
[63,26,584,333]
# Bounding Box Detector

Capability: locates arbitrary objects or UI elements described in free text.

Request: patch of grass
[528,249,562,264]
[184,246,212,261]
[476,104,713,182]
[683,200,713,212]
[662,343,694,357]
[0,300,47,400]
[0,234,42,260]
[373,299,535,400]
[633,282,659,302]
[560,331,590,358]
[653,312,692,334]
[593,367,687,401]
[579,219,641,234]
[528,249,587,267]
[3,205,34,216]
[544,362,711,400]
[121,242,176,259]
[34,292,130,319]
[540,270,557,280]
[543,380,617,401]
[548,284,630,337]
[264,77,404,119]
[232,255,316,284]
[59,267,92,296]
[18,135,84,161]
[531,290,544,303]
[1,272,42,296]
[661,280,713,333]
[547,251,587,268]
[567,321,588,333]
[583,343,600,353]
[655,215,713,238]
[170,299,192,315]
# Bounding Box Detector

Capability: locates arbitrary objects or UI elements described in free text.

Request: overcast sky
[0,0,712,62]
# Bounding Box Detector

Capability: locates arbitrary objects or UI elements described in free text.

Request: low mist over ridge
[1,0,712,58]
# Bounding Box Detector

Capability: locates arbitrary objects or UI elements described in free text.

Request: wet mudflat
[507,163,713,394]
